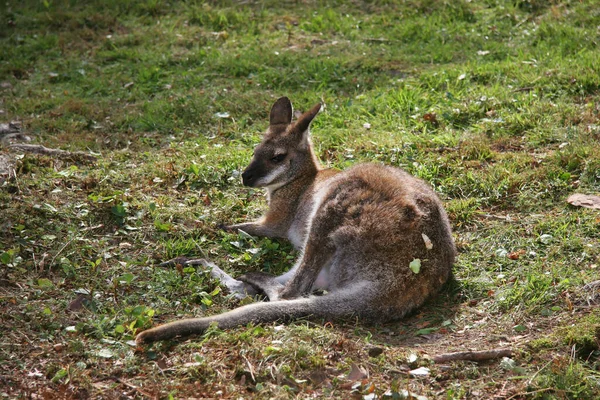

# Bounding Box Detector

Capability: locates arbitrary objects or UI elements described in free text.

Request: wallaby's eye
[271,154,286,163]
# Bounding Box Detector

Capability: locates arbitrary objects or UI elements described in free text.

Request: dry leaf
[422,113,438,126]
[508,249,525,260]
[421,233,433,250]
[67,294,89,311]
[567,193,600,210]
[346,363,368,381]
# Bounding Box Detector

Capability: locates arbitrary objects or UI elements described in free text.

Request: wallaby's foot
[217,222,235,233]
[238,271,285,301]
[158,257,258,299]
[277,286,301,300]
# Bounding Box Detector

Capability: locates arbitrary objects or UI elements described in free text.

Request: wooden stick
[432,348,513,363]
[9,144,96,162]
[583,280,600,290]
[115,377,158,400]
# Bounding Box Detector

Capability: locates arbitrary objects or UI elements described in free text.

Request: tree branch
[9,144,96,162]
[432,348,513,363]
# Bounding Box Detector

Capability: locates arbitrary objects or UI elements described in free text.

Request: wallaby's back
[302,163,455,321]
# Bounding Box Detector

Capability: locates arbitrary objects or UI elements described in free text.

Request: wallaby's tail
[136,283,372,344]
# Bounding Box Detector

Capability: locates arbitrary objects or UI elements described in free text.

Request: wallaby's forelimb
[280,244,334,299]
[227,221,282,238]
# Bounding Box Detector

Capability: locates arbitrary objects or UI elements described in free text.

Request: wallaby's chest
[286,222,306,249]
[286,198,315,249]
[285,179,332,250]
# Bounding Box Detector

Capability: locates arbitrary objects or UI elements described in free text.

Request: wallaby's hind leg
[279,238,335,299]
[136,281,376,344]
[277,191,348,299]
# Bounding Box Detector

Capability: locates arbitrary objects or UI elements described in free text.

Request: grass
[1,0,600,398]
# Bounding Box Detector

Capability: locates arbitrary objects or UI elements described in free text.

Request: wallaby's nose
[242,170,254,187]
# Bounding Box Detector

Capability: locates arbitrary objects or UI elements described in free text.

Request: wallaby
[136,97,456,344]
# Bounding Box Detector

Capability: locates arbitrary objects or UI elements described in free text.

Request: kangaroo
[136,97,456,344]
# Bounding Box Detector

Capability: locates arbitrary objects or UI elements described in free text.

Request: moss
[558,311,600,359]
[527,337,557,352]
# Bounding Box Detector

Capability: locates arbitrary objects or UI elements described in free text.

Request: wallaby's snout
[241,163,258,187]
[241,169,253,186]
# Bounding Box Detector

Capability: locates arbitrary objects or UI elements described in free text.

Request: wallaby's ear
[269,97,293,126]
[293,103,321,135]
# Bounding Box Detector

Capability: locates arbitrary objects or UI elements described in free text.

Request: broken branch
[9,144,96,162]
[432,348,513,363]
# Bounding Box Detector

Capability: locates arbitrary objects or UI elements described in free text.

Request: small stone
[367,347,384,357]
[409,367,430,377]
[539,234,553,244]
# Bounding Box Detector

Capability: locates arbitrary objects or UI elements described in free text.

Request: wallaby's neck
[265,152,321,228]
[269,157,320,201]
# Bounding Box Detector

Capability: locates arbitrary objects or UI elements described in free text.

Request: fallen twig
[241,353,256,383]
[583,280,600,290]
[506,387,554,400]
[8,144,96,162]
[114,377,158,399]
[50,237,75,268]
[526,358,555,386]
[432,348,513,363]
[512,86,534,93]
[364,37,399,43]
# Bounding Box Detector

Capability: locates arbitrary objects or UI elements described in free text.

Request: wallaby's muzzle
[241,169,254,186]
[241,163,259,187]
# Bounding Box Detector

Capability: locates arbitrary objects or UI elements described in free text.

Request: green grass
[1,0,600,398]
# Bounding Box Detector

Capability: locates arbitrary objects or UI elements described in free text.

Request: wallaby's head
[242,97,321,189]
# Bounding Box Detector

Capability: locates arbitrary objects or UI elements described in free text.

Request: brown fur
[136,97,456,344]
